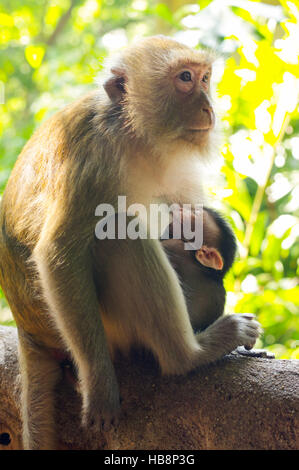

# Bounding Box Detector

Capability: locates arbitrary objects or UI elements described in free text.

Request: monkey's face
[172,62,215,146]
[103,36,216,152]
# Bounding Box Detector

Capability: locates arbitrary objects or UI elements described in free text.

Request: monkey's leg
[18,329,62,450]
[33,237,120,433]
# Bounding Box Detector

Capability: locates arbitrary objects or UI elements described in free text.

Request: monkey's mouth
[185,128,211,138]
[181,128,211,145]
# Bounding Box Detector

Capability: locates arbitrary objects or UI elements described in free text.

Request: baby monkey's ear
[195,245,223,271]
[103,68,127,102]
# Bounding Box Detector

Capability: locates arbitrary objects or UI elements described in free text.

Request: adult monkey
[0,36,261,449]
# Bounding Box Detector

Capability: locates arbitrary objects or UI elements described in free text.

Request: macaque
[0,36,261,450]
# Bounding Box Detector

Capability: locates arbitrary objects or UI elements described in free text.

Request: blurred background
[0,0,298,358]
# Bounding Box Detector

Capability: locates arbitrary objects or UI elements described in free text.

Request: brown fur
[0,36,261,449]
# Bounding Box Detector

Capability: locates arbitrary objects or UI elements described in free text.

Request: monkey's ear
[195,246,223,271]
[103,68,127,102]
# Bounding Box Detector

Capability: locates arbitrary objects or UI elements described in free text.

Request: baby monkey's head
[162,207,237,280]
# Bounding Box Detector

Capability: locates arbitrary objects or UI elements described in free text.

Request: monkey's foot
[82,404,120,433]
[233,346,275,359]
[81,382,121,433]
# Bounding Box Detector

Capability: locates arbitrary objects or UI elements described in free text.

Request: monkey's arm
[95,236,261,374]
[33,217,120,431]
[191,313,262,365]
[97,236,201,375]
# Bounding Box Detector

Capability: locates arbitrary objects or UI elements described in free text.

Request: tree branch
[0,326,298,450]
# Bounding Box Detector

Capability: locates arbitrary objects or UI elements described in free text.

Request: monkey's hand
[233,313,263,351]
[195,313,262,365]
[81,379,121,432]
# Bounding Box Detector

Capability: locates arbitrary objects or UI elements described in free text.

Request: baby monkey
[161,207,274,358]
[161,207,235,333]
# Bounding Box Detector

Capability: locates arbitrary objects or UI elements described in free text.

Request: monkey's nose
[189,107,215,131]
[202,107,215,128]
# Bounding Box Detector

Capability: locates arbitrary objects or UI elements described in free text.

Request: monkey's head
[103,36,216,154]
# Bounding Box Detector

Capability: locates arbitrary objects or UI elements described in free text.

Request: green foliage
[0,0,298,358]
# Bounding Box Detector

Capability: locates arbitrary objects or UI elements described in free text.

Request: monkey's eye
[202,73,210,83]
[179,71,192,82]
[175,69,195,93]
